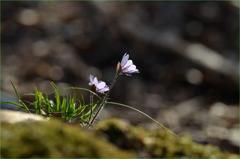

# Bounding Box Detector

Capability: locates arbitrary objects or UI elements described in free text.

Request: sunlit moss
[1,118,238,158]
[1,119,135,158]
[94,118,236,158]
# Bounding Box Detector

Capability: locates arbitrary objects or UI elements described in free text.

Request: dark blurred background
[1,1,239,154]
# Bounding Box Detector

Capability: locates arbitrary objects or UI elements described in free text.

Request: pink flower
[89,75,109,93]
[120,53,139,74]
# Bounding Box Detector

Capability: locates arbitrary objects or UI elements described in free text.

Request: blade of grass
[73,103,95,117]
[10,81,21,100]
[10,81,30,112]
[83,102,98,119]
[73,105,87,116]
[81,95,85,106]
[58,87,101,100]
[50,82,61,111]
[44,92,50,114]
[1,102,28,111]
[105,102,178,138]
[61,96,67,113]
[67,95,72,121]
[69,95,73,113]
[72,90,76,111]
[34,88,39,114]
[38,91,43,115]
[74,100,82,116]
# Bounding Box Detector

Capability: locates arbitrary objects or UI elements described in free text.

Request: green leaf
[73,104,88,117]
[34,88,39,114]
[61,96,67,112]
[10,81,21,100]
[1,102,29,112]
[81,95,85,106]
[38,91,43,115]
[83,102,98,119]
[50,82,61,111]
[9,81,30,113]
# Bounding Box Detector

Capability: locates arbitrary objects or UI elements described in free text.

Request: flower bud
[116,62,122,75]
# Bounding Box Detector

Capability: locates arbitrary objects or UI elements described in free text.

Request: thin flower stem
[90,73,119,125]
[87,93,94,128]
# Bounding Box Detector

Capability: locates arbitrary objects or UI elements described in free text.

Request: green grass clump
[3,81,100,127]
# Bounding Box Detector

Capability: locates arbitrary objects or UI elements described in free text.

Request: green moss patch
[1,118,238,158]
[1,119,135,158]
[94,118,236,158]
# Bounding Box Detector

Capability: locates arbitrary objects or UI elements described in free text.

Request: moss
[146,131,222,158]
[2,118,238,158]
[94,118,236,158]
[1,119,135,158]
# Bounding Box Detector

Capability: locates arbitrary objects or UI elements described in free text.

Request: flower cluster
[90,53,139,93]
[88,53,139,125]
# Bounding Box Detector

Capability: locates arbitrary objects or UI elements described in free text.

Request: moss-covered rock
[1,119,135,158]
[1,116,238,158]
[94,118,237,158]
